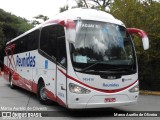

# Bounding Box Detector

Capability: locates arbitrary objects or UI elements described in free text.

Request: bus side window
[40,25,57,59]
[57,36,67,68]
[19,37,26,53]
[56,25,66,68]
[40,24,66,67]
[27,30,39,51]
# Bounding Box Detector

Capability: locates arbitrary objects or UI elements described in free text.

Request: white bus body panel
[66,67,138,109]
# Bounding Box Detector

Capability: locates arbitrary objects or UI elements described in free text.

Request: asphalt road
[0,76,160,120]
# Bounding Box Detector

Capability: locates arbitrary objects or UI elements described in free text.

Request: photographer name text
[1,106,47,111]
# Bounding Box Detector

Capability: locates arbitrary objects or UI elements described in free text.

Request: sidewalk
[140,90,160,96]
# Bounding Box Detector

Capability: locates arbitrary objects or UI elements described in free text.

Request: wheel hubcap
[40,87,47,100]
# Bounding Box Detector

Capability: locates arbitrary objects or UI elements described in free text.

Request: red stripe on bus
[46,88,67,107]
[32,81,38,93]
[56,96,67,108]
[58,68,138,93]
[4,65,66,107]
[3,65,38,93]
[46,89,57,102]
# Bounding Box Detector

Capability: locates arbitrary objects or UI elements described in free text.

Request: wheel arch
[38,77,45,86]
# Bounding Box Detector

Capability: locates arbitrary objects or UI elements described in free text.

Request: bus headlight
[69,83,91,94]
[129,85,139,93]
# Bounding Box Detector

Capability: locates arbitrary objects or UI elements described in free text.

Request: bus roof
[7,8,124,45]
[46,8,123,25]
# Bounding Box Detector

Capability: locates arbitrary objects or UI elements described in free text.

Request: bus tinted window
[40,25,65,58]
[12,30,39,54]
[57,36,67,68]
[27,30,39,51]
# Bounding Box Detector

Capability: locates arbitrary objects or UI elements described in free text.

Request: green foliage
[59,0,87,13]
[59,5,69,13]
[34,14,49,21]
[75,0,88,8]
[0,21,5,48]
[59,0,112,12]
[0,9,33,42]
[110,0,160,90]
[0,9,33,65]
[31,14,49,26]
[92,0,112,11]
[110,0,160,63]
[30,20,41,26]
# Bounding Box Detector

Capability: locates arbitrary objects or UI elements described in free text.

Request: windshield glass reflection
[70,20,136,73]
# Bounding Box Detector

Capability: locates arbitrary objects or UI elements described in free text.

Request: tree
[31,14,49,26]
[59,0,84,13]
[30,20,41,26]
[75,0,88,8]
[91,0,112,11]
[0,9,33,68]
[110,0,160,91]
[0,9,33,41]
[59,5,69,13]
[110,0,160,61]
[0,22,5,50]
[59,0,112,12]
[34,14,49,21]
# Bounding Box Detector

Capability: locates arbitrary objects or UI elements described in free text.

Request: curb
[140,91,160,96]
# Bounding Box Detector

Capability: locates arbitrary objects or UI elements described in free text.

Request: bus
[3,8,149,109]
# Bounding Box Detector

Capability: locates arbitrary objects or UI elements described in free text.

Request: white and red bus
[3,8,149,109]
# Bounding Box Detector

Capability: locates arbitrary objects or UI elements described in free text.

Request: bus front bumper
[67,94,138,109]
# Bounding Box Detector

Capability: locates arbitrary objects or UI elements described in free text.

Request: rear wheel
[37,82,50,104]
[9,73,15,89]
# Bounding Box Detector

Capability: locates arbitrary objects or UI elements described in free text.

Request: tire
[37,82,50,105]
[9,73,15,89]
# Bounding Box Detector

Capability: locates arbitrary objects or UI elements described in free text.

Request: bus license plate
[104,98,116,103]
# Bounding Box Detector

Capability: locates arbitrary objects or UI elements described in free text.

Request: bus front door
[56,36,67,107]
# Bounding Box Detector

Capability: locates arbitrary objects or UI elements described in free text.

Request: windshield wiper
[76,61,104,72]
[75,61,135,73]
[105,67,135,72]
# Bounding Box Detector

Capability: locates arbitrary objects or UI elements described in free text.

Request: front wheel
[37,82,50,104]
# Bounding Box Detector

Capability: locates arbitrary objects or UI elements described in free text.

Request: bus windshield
[70,20,136,73]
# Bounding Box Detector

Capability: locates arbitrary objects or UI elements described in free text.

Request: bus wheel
[9,73,15,89]
[37,82,49,104]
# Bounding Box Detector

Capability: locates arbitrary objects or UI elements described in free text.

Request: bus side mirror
[127,28,149,50]
[66,19,76,43]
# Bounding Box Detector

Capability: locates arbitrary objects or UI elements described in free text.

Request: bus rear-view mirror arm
[127,28,149,50]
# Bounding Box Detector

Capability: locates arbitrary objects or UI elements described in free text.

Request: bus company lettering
[103,83,119,87]
[16,53,36,67]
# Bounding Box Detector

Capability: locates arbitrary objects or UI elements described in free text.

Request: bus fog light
[129,85,139,93]
[69,83,91,94]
